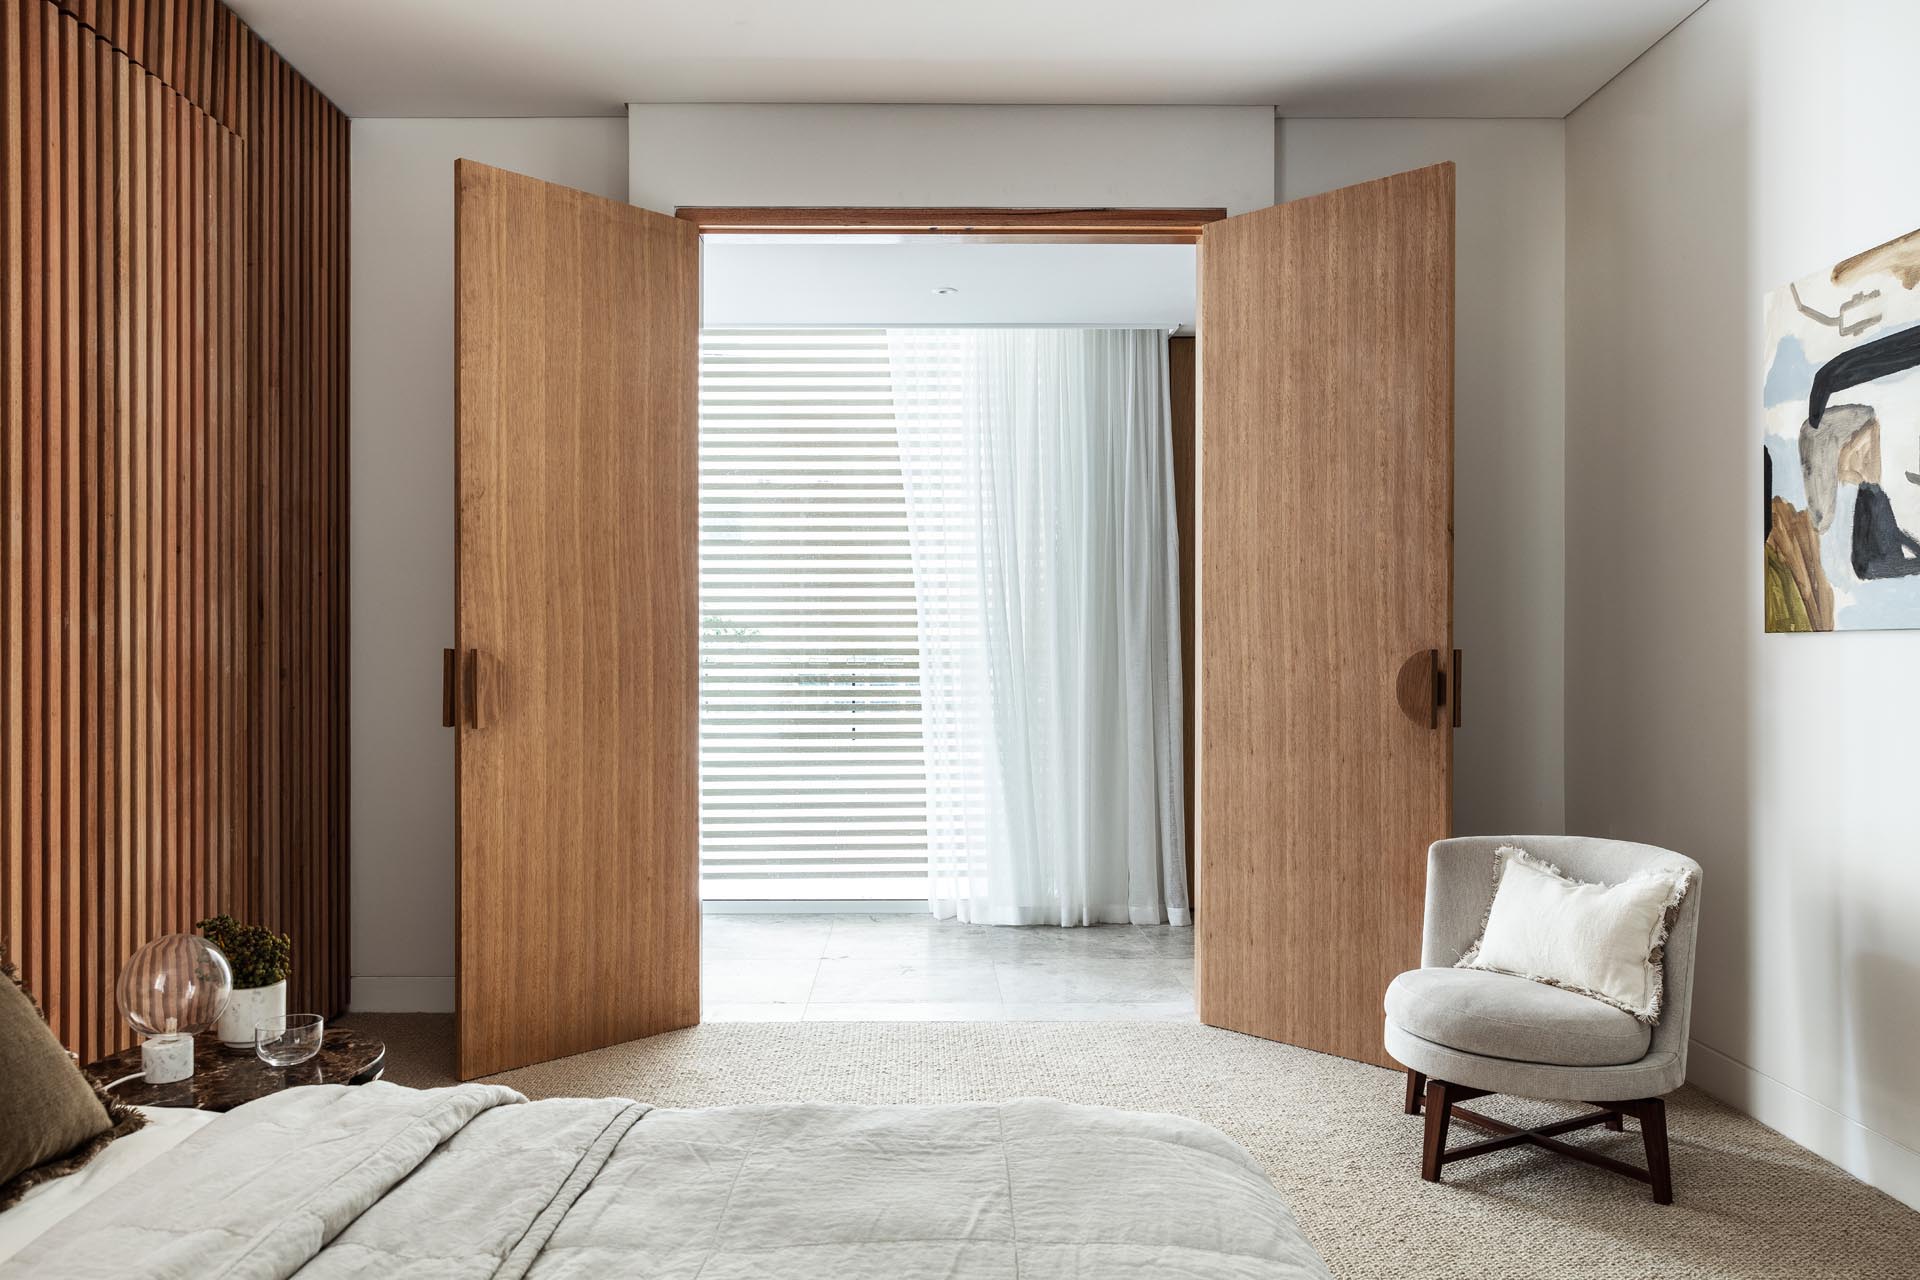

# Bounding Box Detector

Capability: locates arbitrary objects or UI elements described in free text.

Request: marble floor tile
[1136,924,1196,956]
[828,912,940,928]
[807,955,1003,1004]
[803,1002,1007,1022]
[982,923,1162,960]
[1001,1000,1196,1022]
[821,926,1002,963]
[991,955,1194,1004]
[699,912,1196,1019]
[701,953,821,1004]
[703,913,838,957]
[701,1002,806,1022]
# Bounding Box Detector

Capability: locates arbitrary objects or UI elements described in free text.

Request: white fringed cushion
[1456,846,1692,1024]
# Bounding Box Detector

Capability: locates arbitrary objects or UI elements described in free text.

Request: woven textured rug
[342,1014,1918,1279]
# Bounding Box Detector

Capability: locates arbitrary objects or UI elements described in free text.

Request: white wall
[349,106,1267,1011]
[703,242,1196,328]
[646,105,1569,836]
[1566,0,1920,1209]
[627,104,1275,216]
[1276,119,1568,837]
[348,118,628,1012]
[351,107,1572,1005]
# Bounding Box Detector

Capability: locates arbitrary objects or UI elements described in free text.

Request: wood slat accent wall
[49,0,243,131]
[1,0,348,1061]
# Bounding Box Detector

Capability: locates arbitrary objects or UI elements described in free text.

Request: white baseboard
[1688,1038,1920,1211]
[350,976,455,1013]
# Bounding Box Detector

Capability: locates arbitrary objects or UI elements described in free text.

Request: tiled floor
[701,913,1196,1022]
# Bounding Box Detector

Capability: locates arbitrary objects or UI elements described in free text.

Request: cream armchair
[1383,835,1703,1204]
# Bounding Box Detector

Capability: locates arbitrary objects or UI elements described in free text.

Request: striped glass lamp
[114,934,232,1083]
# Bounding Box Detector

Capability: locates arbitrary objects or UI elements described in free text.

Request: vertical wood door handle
[442,649,457,727]
[1450,649,1463,729]
[464,649,484,729]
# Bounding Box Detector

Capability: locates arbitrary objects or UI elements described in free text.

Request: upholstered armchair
[1383,835,1703,1203]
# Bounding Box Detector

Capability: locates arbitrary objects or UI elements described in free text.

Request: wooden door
[1194,163,1454,1068]
[453,160,700,1079]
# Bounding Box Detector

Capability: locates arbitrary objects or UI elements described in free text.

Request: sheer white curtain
[888,328,1189,927]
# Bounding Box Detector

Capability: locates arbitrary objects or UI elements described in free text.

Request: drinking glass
[255,1013,324,1067]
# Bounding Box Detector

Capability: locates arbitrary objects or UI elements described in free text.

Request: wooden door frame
[679,206,1214,925]
[675,206,1227,244]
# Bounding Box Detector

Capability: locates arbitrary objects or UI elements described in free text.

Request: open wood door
[453,160,700,1079]
[1194,163,1454,1068]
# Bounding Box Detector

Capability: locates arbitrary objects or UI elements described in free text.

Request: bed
[0,1082,1332,1278]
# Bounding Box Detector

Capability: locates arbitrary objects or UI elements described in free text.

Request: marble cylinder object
[140,1032,195,1084]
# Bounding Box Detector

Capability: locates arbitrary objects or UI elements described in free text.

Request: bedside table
[83,1027,386,1111]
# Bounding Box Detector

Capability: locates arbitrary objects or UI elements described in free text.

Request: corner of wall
[1560,0,1920,1213]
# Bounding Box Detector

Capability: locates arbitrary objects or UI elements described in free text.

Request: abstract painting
[1764,225,1920,631]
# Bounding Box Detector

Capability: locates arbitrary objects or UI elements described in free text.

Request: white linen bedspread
[0,1106,217,1266]
[1,1082,1331,1279]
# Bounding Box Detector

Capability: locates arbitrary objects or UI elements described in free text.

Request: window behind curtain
[698,330,928,901]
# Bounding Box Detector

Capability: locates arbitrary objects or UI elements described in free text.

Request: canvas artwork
[1763,226,1920,631]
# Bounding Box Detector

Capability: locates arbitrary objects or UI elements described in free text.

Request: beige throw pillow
[1456,846,1691,1024]
[0,956,145,1209]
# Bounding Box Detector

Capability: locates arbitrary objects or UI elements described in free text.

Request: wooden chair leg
[1420,1079,1455,1182]
[1635,1098,1673,1205]
[1418,1089,1675,1203]
[1404,1069,1427,1116]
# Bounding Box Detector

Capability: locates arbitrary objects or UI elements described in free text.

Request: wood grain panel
[455,160,700,1080]
[1,0,347,1061]
[1194,164,1454,1069]
[50,0,240,131]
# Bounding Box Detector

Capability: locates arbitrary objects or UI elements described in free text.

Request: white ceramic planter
[216,979,287,1050]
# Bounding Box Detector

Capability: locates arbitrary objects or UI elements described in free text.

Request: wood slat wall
[1,0,348,1061]
[49,0,243,132]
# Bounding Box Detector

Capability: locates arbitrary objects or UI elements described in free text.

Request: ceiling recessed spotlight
[931,286,959,295]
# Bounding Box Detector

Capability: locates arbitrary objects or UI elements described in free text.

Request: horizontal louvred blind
[700,331,927,899]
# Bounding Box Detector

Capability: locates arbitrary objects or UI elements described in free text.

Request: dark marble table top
[83,1027,385,1111]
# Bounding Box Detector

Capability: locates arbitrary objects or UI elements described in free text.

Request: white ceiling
[702,242,1197,330]
[228,0,1703,120]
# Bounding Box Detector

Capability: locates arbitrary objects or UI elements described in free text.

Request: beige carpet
[339,1014,1918,1279]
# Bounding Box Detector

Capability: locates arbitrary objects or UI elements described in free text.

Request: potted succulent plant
[197,915,293,1050]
